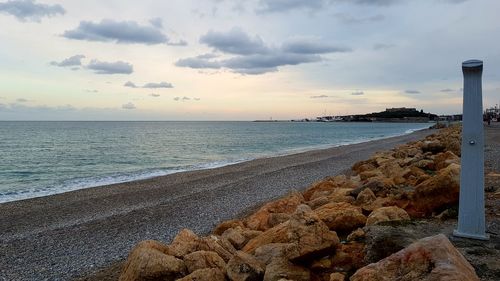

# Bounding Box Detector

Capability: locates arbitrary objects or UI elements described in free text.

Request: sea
[0,121,432,203]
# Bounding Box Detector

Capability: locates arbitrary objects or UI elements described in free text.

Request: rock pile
[119,126,479,281]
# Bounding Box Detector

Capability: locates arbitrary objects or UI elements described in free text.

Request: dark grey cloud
[351,91,364,96]
[175,54,222,69]
[63,19,184,45]
[200,28,269,55]
[122,102,136,109]
[257,0,326,13]
[310,95,329,98]
[87,60,133,75]
[50,55,85,67]
[177,29,350,74]
[124,81,173,89]
[405,89,421,94]
[0,0,64,22]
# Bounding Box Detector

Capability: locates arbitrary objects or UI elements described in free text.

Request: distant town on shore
[255,105,500,123]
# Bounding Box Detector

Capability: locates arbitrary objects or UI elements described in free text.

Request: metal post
[453,59,489,240]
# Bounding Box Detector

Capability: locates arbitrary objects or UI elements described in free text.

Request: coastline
[0,123,432,204]
[0,128,436,280]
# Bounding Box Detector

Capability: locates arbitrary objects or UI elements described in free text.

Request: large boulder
[201,235,237,262]
[213,219,245,236]
[177,268,226,281]
[351,234,479,281]
[244,191,304,231]
[166,229,204,258]
[363,223,417,264]
[183,250,226,273]
[303,175,358,201]
[406,163,460,217]
[366,206,410,225]
[226,251,265,281]
[119,240,186,281]
[263,258,310,281]
[433,151,460,171]
[314,202,366,232]
[242,205,339,263]
[253,243,300,265]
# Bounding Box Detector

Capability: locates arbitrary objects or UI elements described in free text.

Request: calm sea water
[0,121,431,203]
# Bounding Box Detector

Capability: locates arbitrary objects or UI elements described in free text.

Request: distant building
[386,107,417,112]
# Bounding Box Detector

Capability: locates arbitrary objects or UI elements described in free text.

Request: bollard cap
[462,59,483,73]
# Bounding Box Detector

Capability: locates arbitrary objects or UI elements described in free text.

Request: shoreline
[0,128,436,280]
[0,124,432,204]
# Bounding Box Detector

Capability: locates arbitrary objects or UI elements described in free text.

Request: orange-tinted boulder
[314,202,366,232]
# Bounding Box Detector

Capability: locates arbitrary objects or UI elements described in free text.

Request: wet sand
[0,129,437,280]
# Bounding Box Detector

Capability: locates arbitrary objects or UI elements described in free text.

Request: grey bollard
[453,59,489,240]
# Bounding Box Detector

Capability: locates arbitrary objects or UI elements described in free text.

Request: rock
[307,196,331,210]
[352,177,396,198]
[314,202,366,232]
[213,219,245,236]
[119,240,186,281]
[350,234,480,281]
[245,191,304,231]
[433,151,460,170]
[406,163,460,217]
[303,175,357,201]
[363,224,417,264]
[222,228,247,250]
[358,170,384,181]
[176,268,226,281]
[263,258,310,281]
[201,235,237,262]
[167,229,204,258]
[226,251,265,281]
[347,228,366,242]
[355,188,376,206]
[330,243,365,273]
[366,206,410,225]
[421,140,446,154]
[267,213,291,228]
[253,243,300,265]
[329,272,345,281]
[352,159,378,174]
[243,205,339,263]
[183,250,226,273]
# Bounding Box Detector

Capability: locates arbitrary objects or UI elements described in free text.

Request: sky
[0,0,499,121]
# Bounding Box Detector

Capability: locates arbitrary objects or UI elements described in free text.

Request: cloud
[404,89,421,94]
[177,29,351,74]
[150,93,160,97]
[200,28,269,55]
[16,98,28,102]
[63,19,172,45]
[281,38,351,54]
[125,81,174,89]
[87,60,133,74]
[149,17,163,28]
[310,95,329,98]
[122,102,136,109]
[85,89,98,93]
[373,43,395,50]
[50,55,85,67]
[351,91,364,95]
[0,0,65,22]
[257,0,326,13]
[440,88,454,92]
[173,96,195,102]
[143,82,173,89]
[334,13,385,24]
[124,81,138,88]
